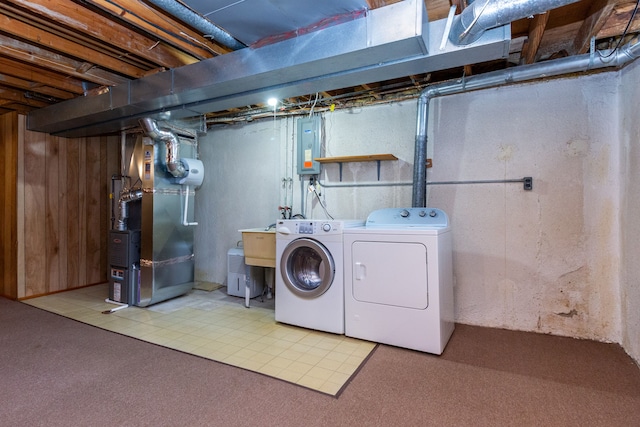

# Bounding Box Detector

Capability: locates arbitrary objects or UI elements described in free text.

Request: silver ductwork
[449,0,580,45]
[136,125,200,307]
[108,119,204,307]
[117,188,144,231]
[27,0,511,137]
[412,40,640,207]
[146,0,245,51]
[139,118,187,179]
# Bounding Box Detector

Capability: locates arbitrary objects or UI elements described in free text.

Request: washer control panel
[276,219,364,236]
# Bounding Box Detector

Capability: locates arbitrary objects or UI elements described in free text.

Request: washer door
[280,238,335,299]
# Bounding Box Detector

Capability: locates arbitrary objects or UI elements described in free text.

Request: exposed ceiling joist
[0,0,638,120]
[83,0,230,57]
[521,13,551,64]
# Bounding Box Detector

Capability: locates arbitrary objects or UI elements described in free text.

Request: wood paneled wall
[1,114,119,299]
[1,112,18,299]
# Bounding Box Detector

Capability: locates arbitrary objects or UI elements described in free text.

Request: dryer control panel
[365,207,449,228]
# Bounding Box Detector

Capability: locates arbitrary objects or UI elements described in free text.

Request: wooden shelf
[314,154,398,163]
[314,154,398,181]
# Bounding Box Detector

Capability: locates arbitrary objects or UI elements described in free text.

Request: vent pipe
[450,0,580,45]
[139,118,187,179]
[146,0,245,51]
[412,40,640,207]
[117,188,144,231]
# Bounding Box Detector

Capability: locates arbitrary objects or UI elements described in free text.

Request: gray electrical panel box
[297,116,322,175]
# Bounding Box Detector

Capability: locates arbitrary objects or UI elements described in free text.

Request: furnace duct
[139,117,187,180]
[449,0,581,46]
[145,0,245,51]
[107,118,205,307]
[117,188,143,231]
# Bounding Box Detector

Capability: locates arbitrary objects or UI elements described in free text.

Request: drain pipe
[139,118,187,180]
[146,0,246,51]
[412,40,640,207]
[450,0,581,45]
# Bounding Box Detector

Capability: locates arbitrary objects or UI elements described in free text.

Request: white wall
[194,103,418,285]
[426,74,621,343]
[194,118,284,283]
[192,67,638,363]
[620,58,640,363]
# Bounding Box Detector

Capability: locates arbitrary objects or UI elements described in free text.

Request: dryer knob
[429,210,437,217]
[322,223,332,232]
[419,210,427,217]
[400,209,410,218]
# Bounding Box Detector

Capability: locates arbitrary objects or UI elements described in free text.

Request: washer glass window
[280,238,335,299]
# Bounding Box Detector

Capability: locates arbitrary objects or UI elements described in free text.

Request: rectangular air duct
[27,0,509,137]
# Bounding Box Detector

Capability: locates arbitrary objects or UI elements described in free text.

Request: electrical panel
[297,116,322,175]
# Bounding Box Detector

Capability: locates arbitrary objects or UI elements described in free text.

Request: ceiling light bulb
[267,98,278,107]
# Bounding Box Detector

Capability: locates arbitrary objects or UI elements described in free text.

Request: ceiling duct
[27,0,510,137]
[139,118,186,179]
[146,0,246,51]
[450,0,580,45]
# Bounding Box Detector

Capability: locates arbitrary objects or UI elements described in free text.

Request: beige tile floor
[23,283,376,395]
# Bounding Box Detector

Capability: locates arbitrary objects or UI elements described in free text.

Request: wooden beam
[361,84,382,100]
[0,11,147,78]
[5,0,200,68]
[572,0,616,54]
[450,0,468,14]
[0,56,86,94]
[0,73,75,100]
[521,12,550,64]
[365,0,403,9]
[596,3,640,40]
[85,0,230,57]
[0,87,49,107]
[0,35,129,88]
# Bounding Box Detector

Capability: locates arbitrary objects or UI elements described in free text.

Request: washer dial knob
[400,209,410,218]
[322,223,332,232]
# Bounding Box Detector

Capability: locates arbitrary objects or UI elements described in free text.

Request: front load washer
[275,219,364,334]
[343,208,454,354]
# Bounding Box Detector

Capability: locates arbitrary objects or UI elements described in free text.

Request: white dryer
[343,208,454,354]
[275,219,363,334]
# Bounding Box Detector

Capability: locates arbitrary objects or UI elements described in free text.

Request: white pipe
[103,298,128,313]
[182,185,198,226]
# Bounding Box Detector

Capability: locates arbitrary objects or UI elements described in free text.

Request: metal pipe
[412,40,640,207]
[450,0,580,45]
[117,188,144,230]
[139,118,186,179]
[145,0,245,51]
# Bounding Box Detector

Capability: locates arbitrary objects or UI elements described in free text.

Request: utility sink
[239,228,276,268]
